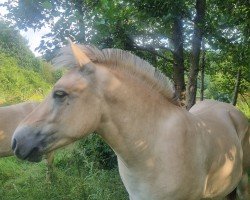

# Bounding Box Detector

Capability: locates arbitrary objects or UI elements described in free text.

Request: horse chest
[117,156,204,200]
[118,167,163,200]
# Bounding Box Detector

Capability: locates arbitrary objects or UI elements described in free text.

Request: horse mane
[53,44,178,104]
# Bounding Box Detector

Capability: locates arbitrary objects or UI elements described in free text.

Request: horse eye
[53,90,68,99]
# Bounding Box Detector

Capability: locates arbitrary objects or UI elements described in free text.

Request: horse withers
[11,42,249,200]
[0,102,54,180]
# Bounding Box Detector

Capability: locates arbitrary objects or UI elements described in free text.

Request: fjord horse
[12,43,249,200]
[190,100,249,199]
[0,102,54,180]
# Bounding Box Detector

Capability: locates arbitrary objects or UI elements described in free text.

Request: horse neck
[96,70,179,167]
[19,102,38,114]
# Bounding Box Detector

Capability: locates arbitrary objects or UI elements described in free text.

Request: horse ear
[68,39,91,68]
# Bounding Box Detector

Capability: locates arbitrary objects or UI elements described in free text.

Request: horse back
[190,100,249,167]
[190,100,249,143]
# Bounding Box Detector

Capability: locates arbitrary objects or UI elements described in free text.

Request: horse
[0,102,54,180]
[189,100,249,199]
[11,42,249,200]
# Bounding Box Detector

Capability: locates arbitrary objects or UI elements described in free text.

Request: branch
[156,45,174,54]
[141,33,173,41]
[141,44,174,54]
[132,44,175,64]
[133,34,174,54]
[125,34,174,64]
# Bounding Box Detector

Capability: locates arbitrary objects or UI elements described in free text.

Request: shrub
[0,52,51,104]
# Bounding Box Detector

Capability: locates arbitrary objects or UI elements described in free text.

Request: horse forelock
[53,44,178,104]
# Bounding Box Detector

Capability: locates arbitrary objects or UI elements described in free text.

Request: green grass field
[0,146,128,200]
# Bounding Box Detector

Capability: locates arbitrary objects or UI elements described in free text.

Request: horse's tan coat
[12,44,249,200]
[0,102,38,156]
[190,100,249,199]
[0,102,54,180]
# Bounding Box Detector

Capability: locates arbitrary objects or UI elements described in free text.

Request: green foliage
[73,134,117,171]
[0,21,61,104]
[0,52,51,104]
[205,74,234,103]
[203,51,249,105]
[2,0,249,103]
[0,151,128,200]
[0,21,42,71]
[237,95,250,119]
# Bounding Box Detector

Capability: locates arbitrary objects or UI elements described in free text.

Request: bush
[236,95,250,119]
[0,21,42,71]
[72,134,118,171]
[0,52,51,104]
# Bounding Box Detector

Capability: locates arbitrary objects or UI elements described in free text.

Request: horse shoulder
[157,111,207,197]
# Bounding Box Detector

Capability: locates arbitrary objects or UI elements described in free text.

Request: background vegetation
[1,0,249,108]
[0,141,127,200]
[0,0,249,199]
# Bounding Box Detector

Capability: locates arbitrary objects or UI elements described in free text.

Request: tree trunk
[73,1,86,43]
[232,68,242,106]
[200,38,206,101]
[186,0,206,110]
[172,17,186,106]
[151,51,157,67]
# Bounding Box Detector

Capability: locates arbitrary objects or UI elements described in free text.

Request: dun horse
[12,42,249,200]
[0,102,54,179]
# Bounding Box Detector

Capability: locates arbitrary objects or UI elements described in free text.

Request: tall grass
[0,143,128,200]
[237,98,250,119]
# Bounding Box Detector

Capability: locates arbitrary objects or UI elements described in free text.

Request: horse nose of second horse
[12,138,17,151]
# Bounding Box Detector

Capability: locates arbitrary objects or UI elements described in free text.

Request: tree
[128,0,189,102]
[1,0,249,108]
[200,38,206,101]
[172,16,186,104]
[186,0,206,110]
[232,68,242,106]
[204,0,249,105]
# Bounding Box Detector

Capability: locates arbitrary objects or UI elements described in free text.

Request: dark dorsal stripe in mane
[53,44,178,104]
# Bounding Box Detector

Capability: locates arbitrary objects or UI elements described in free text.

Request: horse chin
[24,147,43,163]
[27,154,43,163]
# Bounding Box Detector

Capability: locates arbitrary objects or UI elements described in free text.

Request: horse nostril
[12,138,17,151]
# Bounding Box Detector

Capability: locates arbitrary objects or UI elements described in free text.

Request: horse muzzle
[12,126,44,162]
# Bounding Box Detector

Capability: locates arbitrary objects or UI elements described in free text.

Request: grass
[0,146,128,200]
[237,100,250,119]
